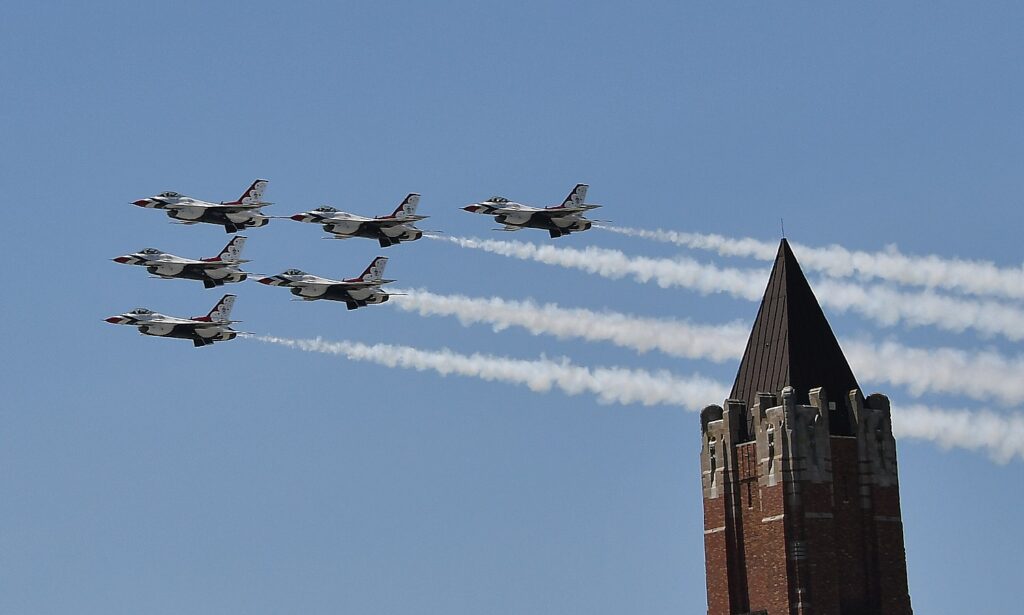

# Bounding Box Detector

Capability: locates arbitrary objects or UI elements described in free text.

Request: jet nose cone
[462,205,480,212]
[257,277,274,285]
[112,256,131,264]
[290,214,307,221]
[132,199,151,207]
[105,316,124,324]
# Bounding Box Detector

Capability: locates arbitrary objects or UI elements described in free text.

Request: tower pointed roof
[730,239,861,434]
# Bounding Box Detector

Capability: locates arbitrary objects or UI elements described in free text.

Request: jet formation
[111,180,605,346]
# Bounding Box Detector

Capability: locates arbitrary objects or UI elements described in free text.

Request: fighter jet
[105,294,241,347]
[289,193,427,247]
[112,237,250,289]
[256,256,394,310]
[132,179,271,233]
[462,183,601,238]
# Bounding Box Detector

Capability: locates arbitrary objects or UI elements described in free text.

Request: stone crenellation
[700,386,913,614]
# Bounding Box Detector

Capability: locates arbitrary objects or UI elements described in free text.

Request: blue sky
[1,2,1022,613]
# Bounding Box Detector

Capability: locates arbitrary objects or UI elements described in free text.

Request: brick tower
[700,239,913,615]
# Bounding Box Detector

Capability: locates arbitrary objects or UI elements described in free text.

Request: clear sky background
[1,2,1022,613]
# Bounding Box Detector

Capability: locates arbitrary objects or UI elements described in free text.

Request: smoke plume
[391,289,749,362]
[390,289,1024,406]
[849,341,1024,407]
[255,334,1022,463]
[602,225,1024,301]
[893,405,1024,463]
[436,235,765,298]
[435,236,1024,341]
[255,335,729,408]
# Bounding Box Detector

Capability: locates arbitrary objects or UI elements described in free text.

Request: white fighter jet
[256,256,394,310]
[132,179,271,233]
[462,183,601,238]
[289,193,427,247]
[112,236,250,289]
[105,294,241,347]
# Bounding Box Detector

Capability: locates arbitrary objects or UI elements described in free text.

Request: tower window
[708,437,717,485]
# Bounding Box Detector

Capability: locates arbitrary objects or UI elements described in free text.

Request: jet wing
[137,255,192,266]
[140,315,196,325]
[210,203,270,212]
[489,205,541,215]
[190,259,247,268]
[191,323,232,331]
[533,205,601,217]
[487,204,595,220]
[151,200,207,211]
[291,283,330,295]
[281,281,371,297]
[280,277,345,295]
[280,275,390,291]
[372,215,429,225]
[287,275,341,286]
[328,213,373,223]
[348,218,425,232]
[150,256,236,268]
[332,280,389,289]
[159,201,267,212]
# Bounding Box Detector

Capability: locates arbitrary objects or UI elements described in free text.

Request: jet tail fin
[210,236,247,262]
[203,294,236,323]
[225,179,269,205]
[388,193,420,219]
[357,256,388,282]
[557,183,588,209]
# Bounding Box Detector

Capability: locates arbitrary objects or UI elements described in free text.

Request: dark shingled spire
[730,239,861,435]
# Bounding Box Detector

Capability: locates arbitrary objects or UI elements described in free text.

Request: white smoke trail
[893,405,1024,463]
[390,289,1024,407]
[602,225,1024,301]
[601,226,778,260]
[255,335,729,408]
[255,334,1022,463]
[434,236,765,298]
[847,341,1024,408]
[390,289,750,363]
[434,236,1024,341]
[813,279,1024,340]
